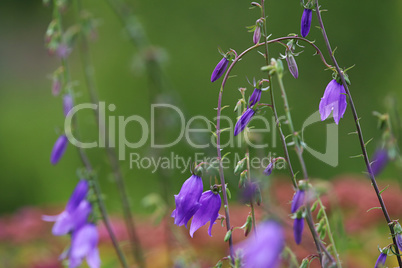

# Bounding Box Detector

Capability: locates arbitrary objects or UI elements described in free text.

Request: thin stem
[52,2,128,267]
[74,2,146,267]
[216,86,235,264]
[317,198,342,266]
[245,147,257,235]
[314,1,402,266]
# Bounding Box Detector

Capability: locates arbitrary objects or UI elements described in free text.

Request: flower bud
[50,135,69,165]
[211,57,229,82]
[63,94,73,117]
[253,25,261,44]
[301,9,312,37]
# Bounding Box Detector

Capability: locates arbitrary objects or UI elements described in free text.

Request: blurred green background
[0,0,401,266]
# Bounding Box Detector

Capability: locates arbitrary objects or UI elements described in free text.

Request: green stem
[245,147,257,235]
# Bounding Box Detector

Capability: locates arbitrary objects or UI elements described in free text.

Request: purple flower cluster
[172,175,221,237]
[236,221,284,268]
[43,180,100,268]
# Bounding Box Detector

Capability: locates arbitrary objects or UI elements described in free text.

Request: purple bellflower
[236,221,284,268]
[370,148,389,176]
[291,190,305,213]
[234,108,256,136]
[249,88,262,107]
[189,190,221,237]
[51,135,69,165]
[63,94,74,117]
[293,217,304,245]
[374,252,387,268]
[211,57,229,82]
[68,223,101,268]
[319,79,347,124]
[301,9,312,37]
[172,175,203,227]
[43,180,90,235]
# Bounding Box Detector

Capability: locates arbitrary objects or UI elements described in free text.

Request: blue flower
[370,148,389,176]
[319,79,347,124]
[189,190,221,237]
[211,57,229,82]
[236,221,284,268]
[374,252,387,268]
[301,9,312,37]
[68,223,101,268]
[51,135,69,165]
[234,108,256,136]
[293,217,304,245]
[291,190,305,213]
[172,175,203,227]
[249,88,262,107]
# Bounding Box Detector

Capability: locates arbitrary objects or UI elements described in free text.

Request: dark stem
[75,1,145,267]
[314,1,402,266]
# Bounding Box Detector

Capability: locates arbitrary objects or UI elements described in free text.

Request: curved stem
[314,1,402,266]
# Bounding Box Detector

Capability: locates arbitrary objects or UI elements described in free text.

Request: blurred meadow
[0,0,402,267]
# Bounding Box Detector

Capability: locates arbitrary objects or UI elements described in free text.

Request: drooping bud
[253,25,261,44]
[291,190,305,213]
[50,135,69,165]
[211,57,229,82]
[369,148,389,176]
[234,108,256,136]
[293,216,304,245]
[300,9,313,37]
[286,52,299,79]
[263,162,273,176]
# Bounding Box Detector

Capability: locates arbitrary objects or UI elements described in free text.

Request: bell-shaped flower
[51,135,69,165]
[234,108,256,136]
[370,148,389,176]
[189,190,221,237]
[236,221,284,268]
[68,223,101,268]
[293,217,304,245]
[319,79,347,124]
[43,180,90,235]
[63,94,74,117]
[211,57,229,82]
[249,88,262,107]
[172,175,203,227]
[374,251,387,268]
[291,190,305,213]
[301,9,312,37]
